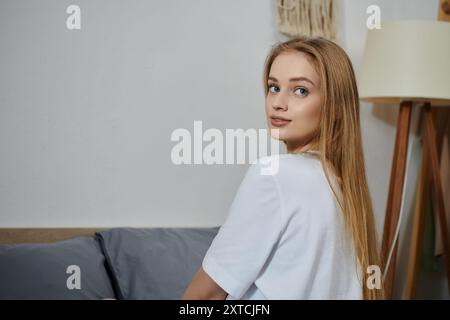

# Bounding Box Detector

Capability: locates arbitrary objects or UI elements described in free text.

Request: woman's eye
[294,87,309,96]
[268,84,279,93]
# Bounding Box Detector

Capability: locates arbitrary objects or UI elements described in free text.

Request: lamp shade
[358,20,450,106]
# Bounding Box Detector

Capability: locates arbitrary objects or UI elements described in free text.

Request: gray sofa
[0,227,219,300]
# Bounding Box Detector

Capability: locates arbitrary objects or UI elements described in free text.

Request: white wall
[0,0,286,228]
[0,0,446,298]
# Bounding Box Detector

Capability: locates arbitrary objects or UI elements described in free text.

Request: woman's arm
[181,266,228,300]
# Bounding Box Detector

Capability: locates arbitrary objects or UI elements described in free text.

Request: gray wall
[0,0,446,298]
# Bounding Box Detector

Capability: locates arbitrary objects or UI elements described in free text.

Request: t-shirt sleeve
[202,158,285,299]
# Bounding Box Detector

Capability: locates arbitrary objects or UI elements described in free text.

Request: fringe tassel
[276,0,339,40]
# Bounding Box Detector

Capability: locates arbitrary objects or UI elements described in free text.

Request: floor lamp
[357,20,450,299]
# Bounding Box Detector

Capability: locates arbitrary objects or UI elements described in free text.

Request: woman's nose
[272,102,288,111]
[272,93,288,111]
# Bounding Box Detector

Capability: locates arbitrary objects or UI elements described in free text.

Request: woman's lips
[270,118,291,127]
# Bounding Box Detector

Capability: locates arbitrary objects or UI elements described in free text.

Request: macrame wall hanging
[276,0,339,41]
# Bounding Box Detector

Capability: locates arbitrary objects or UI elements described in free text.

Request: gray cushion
[0,237,116,300]
[95,227,219,300]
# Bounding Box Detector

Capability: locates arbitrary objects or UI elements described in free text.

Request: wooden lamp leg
[381,101,413,299]
[423,103,450,294]
[404,135,431,299]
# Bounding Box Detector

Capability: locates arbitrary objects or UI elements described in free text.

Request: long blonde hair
[263,37,384,300]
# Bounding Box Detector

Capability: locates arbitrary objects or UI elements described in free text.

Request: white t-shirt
[202,152,363,300]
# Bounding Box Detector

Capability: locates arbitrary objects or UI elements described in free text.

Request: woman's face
[265,50,323,153]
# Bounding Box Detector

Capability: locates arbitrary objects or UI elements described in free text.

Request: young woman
[182,36,384,300]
